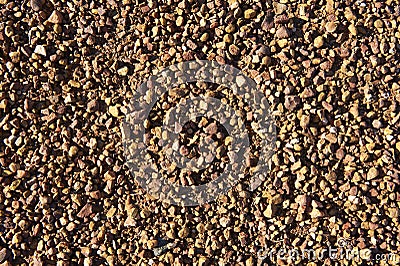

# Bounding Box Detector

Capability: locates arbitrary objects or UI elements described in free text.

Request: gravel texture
[0,0,400,265]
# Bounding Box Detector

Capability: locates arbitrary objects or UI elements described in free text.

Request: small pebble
[314,36,324,48]
[244,9,257,19]
[47,10,63,24]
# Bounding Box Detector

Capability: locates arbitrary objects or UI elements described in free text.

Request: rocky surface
[0,0,399,265]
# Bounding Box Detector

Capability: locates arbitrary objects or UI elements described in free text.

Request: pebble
[387,207,399,219]
[84,258,92,266]
[310,209,324,218]
[344,8,356,20]
[275,3,287,14]
[0,99,8,109]
[225,24,236,33]
[147,239,158,249]
[284,95,300,111]
[325,133,337,143]
[325,22,337,33]
[348,24,357,35]
[313,36,324,48]
[276,26,290,39]
[87,100,98,113]
[198,257,207,266]
[69,80,80,88]
[372,119,382,129]
[34,45,47,57]
[30,0,44,11]
[81,247,91,257]
[47,10,63,24]
[106,207,116,218]
[77,203,93,218]
[277,39,288,48]
[109,106,120,117]
[229,44,240,55]
[219,217,230,227]
[367,168,379,180]
[200,33,209,42]
[69,146,79,157]
[295,195,309,207]
[176,16,184,26]
[244,9,257,19]
[300,115,310,128]
[117,66,129,76]
[263,204,275,218]
[360,249,372,260]
[178,227,189,238]
[196,223,206,234]
[5,26,14,37]
[12,234,22,245]
[223,34,233,43]
[0,248,9,263]
[374,19,384,28]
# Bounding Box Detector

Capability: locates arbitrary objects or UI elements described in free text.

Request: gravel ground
[0,0,400,265]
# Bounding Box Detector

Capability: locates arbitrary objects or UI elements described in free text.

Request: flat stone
[77,203,93,218]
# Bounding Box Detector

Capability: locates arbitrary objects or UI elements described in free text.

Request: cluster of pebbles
[0,0,399,265]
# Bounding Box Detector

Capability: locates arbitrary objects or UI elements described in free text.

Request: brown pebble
[30,0,44,11]
[77,203,93,218]
[69,146,79,157]
[47,10,63,24]
[178,227,189,238]
[276,26,290,39]
[117,66,129,76]
[314,36,324,48]
[0,248,10,263]
[284,95,300,111]
[348,24,357,35]
[325,21,337,32]
[87,100,98,113]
